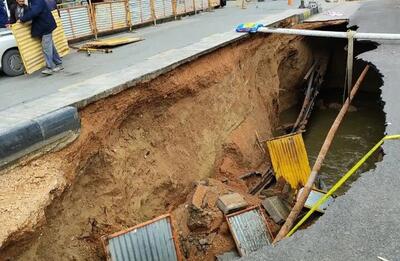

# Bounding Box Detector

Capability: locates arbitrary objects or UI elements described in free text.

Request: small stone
[199,238,208,245]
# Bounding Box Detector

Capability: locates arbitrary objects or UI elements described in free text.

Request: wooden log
[273,65,370,243]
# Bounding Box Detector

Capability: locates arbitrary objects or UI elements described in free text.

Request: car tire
[2,49,24,77]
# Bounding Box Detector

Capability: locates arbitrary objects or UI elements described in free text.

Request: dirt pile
[0,26,317,260]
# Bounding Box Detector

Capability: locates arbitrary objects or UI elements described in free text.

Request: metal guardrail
[58,0,216,41]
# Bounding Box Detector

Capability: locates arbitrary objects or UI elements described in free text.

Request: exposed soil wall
[0,28,317,260]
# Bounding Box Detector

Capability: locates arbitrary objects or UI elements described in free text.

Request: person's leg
[51,41,62,66]
[41,34,56,69]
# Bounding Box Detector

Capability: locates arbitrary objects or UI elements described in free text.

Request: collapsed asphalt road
[243,0,400,260]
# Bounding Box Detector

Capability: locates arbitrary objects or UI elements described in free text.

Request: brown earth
[0,22,337,260]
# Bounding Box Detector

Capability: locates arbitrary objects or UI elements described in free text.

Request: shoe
[53,65,64,72]
[41,68,53,75]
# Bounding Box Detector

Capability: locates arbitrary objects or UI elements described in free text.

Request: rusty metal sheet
[82,37,143,48]
[59,5,93,40]
[226,206,273,256]
[102,214,182,261]
[11,10,69,74]
[266,133,311,189]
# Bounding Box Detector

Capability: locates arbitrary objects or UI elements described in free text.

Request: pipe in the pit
[258,27,400,40]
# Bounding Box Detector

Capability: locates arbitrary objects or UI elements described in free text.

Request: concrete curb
[0,106,80,168]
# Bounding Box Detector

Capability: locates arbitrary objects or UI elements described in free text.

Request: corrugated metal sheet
[202,0,209,10]
[194,0,203,11]
[82,37,142,48]
[11,10,69,74]
[141,0,153,23]
[298,188,334,213]
[129,0,142,25]
[59,5,93,40]
[184,0,194,12]
[154,0,165,19]
[104,214,180,261]
[164,0,173,17]
[226,207,272,256]
[175,0,186,15]
[111,1,129,29]
[266,133,311,189]
[94,1,129,34]
[94,3,113,33]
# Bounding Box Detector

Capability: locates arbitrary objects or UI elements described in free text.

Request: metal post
[346,30,355,97]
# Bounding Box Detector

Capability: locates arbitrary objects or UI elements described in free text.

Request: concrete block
[262,196,290,224]
[217,193,248,214]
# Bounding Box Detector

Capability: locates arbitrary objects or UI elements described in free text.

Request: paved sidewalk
[0,0,303,111]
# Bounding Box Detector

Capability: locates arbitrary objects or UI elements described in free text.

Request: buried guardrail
[287,134,400,237]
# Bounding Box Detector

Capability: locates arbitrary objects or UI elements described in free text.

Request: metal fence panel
[154,0,165,19]
[95,3,113,33]
[184,0,194,12]
[209,0,219,7]
[141,0,153,23]
[104,215,180,261]
[94,1,129,34]
[194,0,203,11]
[128,0,141,25]
[112,1,129,29]
[59,6,93,40]
[202,0,209,10]
[11,10,69,74]
[266,133,311,189]
[164,0,173,17]
[175,0,185,14]
[226,207,272,256]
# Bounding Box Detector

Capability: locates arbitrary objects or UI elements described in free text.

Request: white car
[0,28,24,76]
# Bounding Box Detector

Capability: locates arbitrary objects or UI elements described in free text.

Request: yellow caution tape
[287,134,400,237]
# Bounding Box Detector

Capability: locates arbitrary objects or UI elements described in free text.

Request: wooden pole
[273,65,370,244]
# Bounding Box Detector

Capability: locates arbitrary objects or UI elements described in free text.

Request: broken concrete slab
[217,193,248,214]
[192,185,208,209]
[262,196,290,224]
[216,250,240,261]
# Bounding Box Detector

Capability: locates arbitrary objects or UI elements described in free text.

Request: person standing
[20,0,63,75]
[0,0,8,28]
[9,0,28,24]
